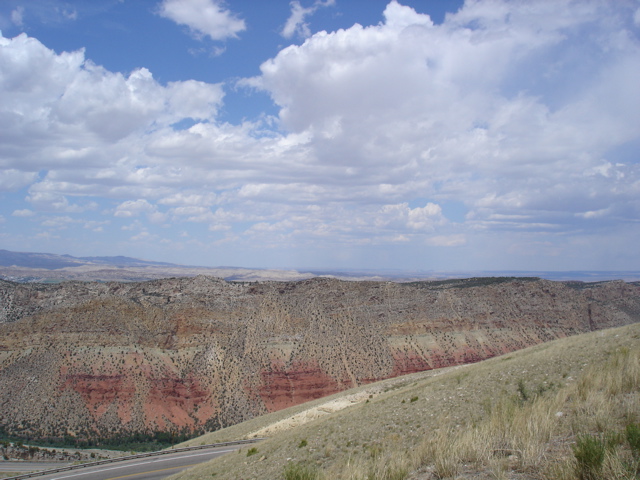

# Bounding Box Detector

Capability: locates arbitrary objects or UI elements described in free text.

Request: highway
[3,445,237,480]
[0,462,71,473]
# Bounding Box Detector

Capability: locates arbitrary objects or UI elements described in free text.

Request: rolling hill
[0,275,638,449]
[170,323,640,479]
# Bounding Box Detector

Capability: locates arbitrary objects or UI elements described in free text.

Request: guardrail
[3,438,264,480]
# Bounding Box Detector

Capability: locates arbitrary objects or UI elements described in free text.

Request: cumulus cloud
[158,0,245,41]
[374,203,445,231]
[0,33,224,164]
[1,1,639,268]
[281,0,335,39]
[26,190,94,213]
[256,0,640,233]
[0,30,224,207]
[114,200,166,224]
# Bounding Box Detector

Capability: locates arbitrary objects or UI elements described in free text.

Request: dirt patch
[247,390,376,437]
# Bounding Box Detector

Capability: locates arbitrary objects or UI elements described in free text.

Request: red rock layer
[258,362,345,411]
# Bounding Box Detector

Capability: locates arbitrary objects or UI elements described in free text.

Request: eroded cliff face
[0,276,638,442]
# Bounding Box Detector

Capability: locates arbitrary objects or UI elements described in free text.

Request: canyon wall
[0,276,639,442]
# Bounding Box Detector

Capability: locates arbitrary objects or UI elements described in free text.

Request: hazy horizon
[1,248,639,283]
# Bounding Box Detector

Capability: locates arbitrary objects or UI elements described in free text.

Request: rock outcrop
[0,276,639,443]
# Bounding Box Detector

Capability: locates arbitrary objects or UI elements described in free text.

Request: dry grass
[169,323,640,480]
[411,341,640,479]
[173,368,447,448]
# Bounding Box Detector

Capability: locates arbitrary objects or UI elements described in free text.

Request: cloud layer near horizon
[1,0,639,269]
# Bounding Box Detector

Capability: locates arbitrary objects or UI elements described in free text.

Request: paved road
[0,462,71,473]
[4,446,237,480]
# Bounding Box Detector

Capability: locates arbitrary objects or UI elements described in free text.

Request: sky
[0,0,639,272]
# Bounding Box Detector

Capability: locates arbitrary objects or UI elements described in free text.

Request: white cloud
[12,209,35,217]
[575,208,610,220]
[169,206,213,222]
[158,0,245,41]
[166,79,225,121]
[11,7,24,27]
[0,33,224,166]
[83,220,109,232]
[0,170,38,191]
[114,199,167,225]
[426,234,466,247]
[25,191,94,213]
[374,203,445,232]
[408,203,444,230]
[130,230,155,242]
[158,192,218,207]
[121,221,142,232]
[41,216,75,229]
[281,0,335,39]
[256,0,640,233]
[1,1,639,269]
[60,7,77,21]
[49,66,222,142]
[34,231,59,240]
[114,199,156,218]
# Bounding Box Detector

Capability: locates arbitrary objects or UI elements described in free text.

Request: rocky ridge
[0,276,639,444]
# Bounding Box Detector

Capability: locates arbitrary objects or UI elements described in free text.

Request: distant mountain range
[0,249,176,270]
[0,249,317,283]
[0,248,639,283]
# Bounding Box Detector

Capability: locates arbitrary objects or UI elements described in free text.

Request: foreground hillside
[0,276,639,444]
[171,323,640,480]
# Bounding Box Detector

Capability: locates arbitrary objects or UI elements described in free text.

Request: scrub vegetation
[170,323,640,479]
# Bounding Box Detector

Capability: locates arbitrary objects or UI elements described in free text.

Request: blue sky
[0,0,639,271]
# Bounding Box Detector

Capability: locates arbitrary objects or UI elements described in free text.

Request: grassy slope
[170,323,640,479]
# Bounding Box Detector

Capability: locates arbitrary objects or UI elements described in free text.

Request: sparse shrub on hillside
[627,423,640,459]
[455,371,469,384]
[517,379,530,402]
[246,447,258,457]
[573,435,606,480]
[283,461,319,480]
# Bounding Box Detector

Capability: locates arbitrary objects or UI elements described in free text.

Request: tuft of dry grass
[323,448,411,480]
